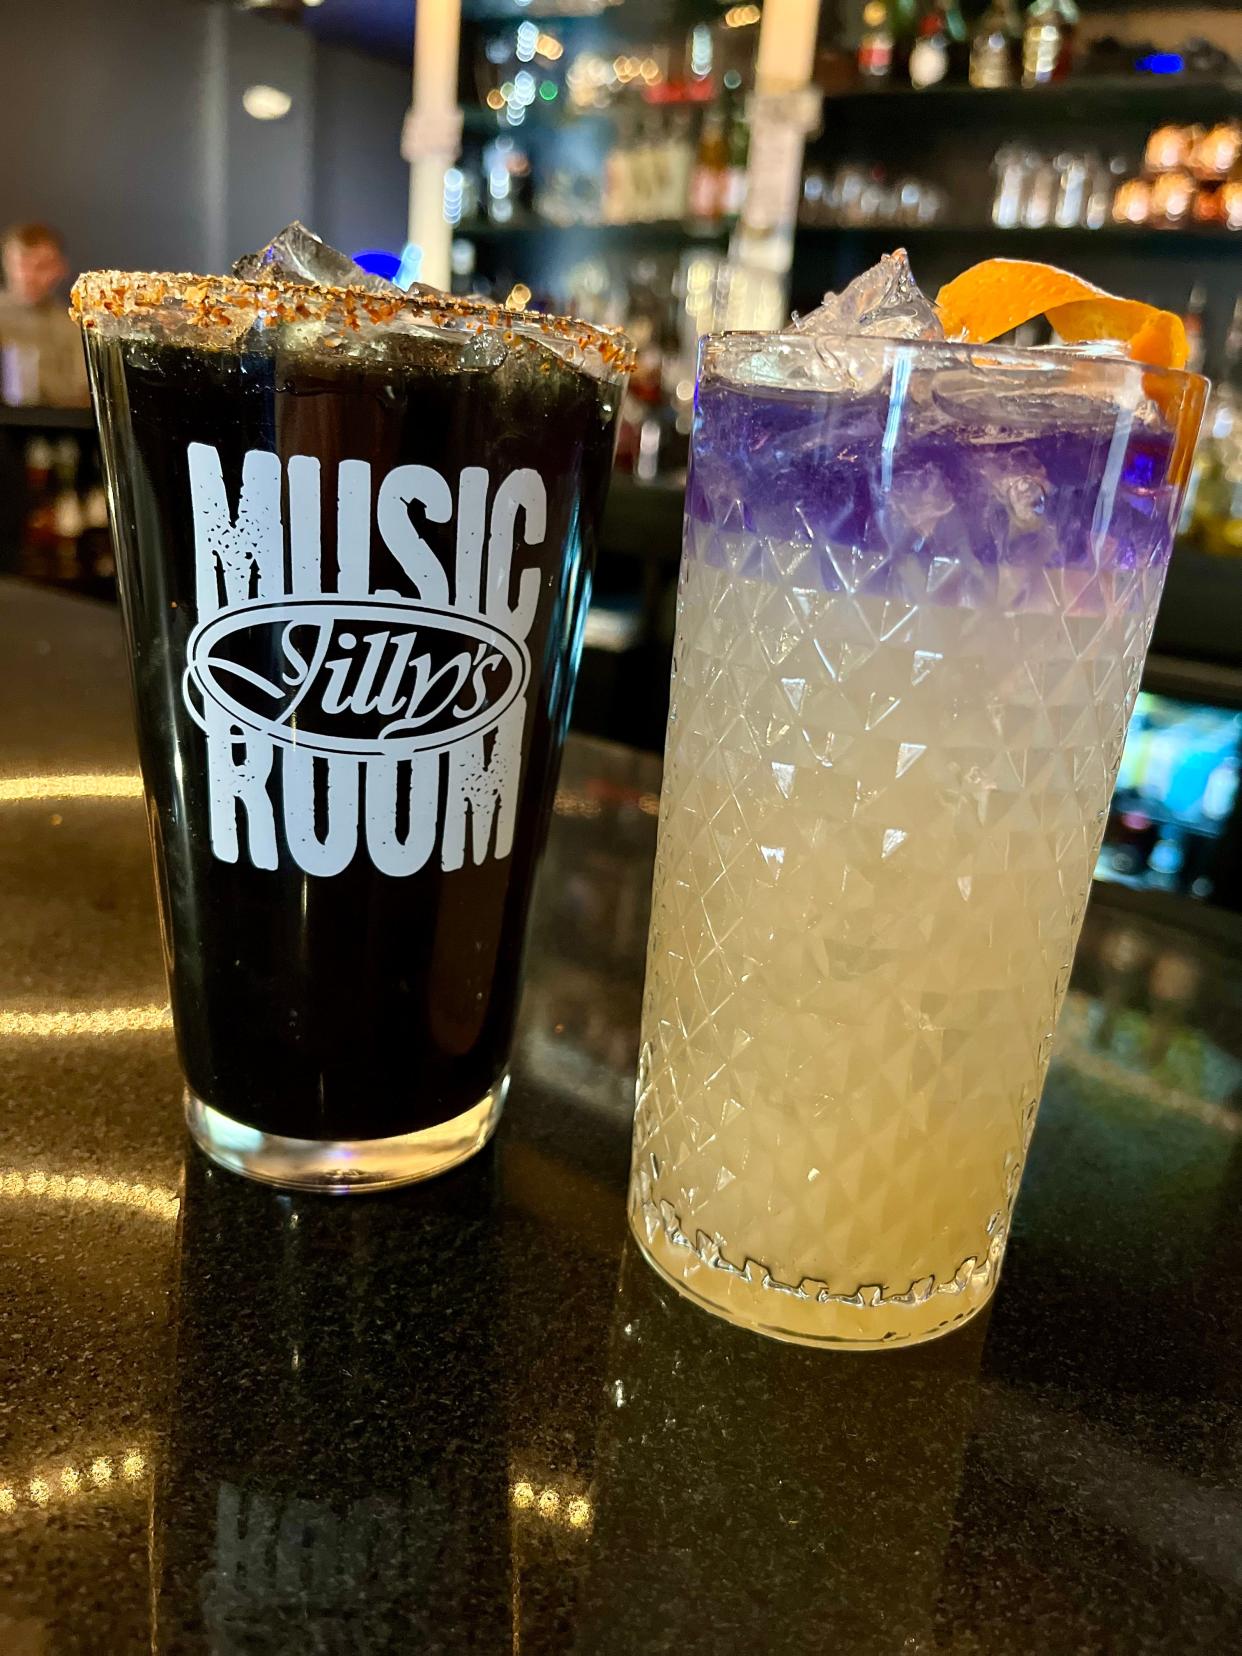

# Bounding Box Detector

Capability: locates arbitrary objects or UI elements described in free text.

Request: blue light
[351,248,402,280]
[1135,52,1184,76]
[394,243,423,290]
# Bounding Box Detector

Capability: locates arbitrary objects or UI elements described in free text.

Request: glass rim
[700,329,1208,395]
[70,269,636,381]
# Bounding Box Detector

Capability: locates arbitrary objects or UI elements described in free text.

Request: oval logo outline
[183,597,530,757]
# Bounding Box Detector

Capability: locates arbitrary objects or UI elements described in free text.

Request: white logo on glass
[182,442,546,878]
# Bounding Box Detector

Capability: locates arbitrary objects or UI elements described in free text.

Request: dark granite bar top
[1,577,1241,1654]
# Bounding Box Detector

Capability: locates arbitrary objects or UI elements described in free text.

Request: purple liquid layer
[687,375,1183,588]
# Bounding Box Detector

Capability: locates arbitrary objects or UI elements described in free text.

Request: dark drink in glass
[73,264,629,1190]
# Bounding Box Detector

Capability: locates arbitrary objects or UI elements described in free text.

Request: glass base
[185,1075,508,1194]
[629,1203,999,1350]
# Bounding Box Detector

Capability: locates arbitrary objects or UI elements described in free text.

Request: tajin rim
[70,268,636,378]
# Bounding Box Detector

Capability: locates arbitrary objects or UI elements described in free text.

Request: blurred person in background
[0,222,88,406]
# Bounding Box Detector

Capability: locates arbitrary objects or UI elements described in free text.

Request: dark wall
[215,5,317,266]
[314,44,412,261]
[0,0,217,275]
[0,0,410,280]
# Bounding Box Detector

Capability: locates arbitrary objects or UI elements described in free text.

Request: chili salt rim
[69,269,636,379]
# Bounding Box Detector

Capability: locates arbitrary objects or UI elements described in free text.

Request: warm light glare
[242,84,293,121]
[0,1449,147,1515]
[554,789,602,819]
[0,1006,172,1038]
[486,88,505,110]
[0,773,143,803]
[504,283,532,311]
[510,1480,593,1529]
[0,1168,178,1220]
[725,4,762,25]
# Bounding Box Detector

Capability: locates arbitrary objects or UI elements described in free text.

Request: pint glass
[74,271,628,1189]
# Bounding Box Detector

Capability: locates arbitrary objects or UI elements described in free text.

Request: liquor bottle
[992,143,1033,226]
[52,434,80,489]
[82,482,115,581]
[603,117,635,223]
[52,481,85,582]
[24,433,53,495]
[1223,150,1242,231]
[50,434,85,583]
[1218,291,1242,401]
[1022,152,1057,227]
[1188,298,1242,556]
[942,0,970,79]
[663,112,695,220]
[688,109,727,222]
[722,98,749,218]
[909,1,967,90]
[629,115,661,223]
[969,0,1023,89]
[1053,150,1091,227]
[1149,166,1197,226]
[857,1,894,82]
[1111,174,1151,227]
[1022,0,1078,87]
[1145,123,1196,176]
[874,0,927,83]
[1084,153,1126,229]
[1191,120,1242,183]
[1182,282,1207,375]
[19,436,56,580]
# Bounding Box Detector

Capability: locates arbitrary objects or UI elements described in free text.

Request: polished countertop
[2,577,1241,1654]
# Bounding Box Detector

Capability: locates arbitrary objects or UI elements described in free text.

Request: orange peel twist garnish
[935,258,1189,370]
[935,257,1205,482]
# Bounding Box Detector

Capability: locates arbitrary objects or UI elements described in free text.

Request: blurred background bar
[2,0,1240,906]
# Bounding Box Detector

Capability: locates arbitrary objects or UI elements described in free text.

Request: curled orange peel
[936,257,1205,484]
[935,259,1189,371]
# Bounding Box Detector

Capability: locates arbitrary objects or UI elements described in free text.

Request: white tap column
[755,0,820,89]
[725,0,823,329]
[404,0,463,289]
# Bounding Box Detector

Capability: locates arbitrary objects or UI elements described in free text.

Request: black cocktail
[74,246,629,1189]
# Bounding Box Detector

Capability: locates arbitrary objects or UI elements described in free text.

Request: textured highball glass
[630,335,1206,1346]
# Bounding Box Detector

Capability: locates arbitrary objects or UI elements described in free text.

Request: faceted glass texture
[630,338,1206,1346]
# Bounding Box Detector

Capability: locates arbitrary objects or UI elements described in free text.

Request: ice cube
[231,222,435,296]
[794,250,945,344]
